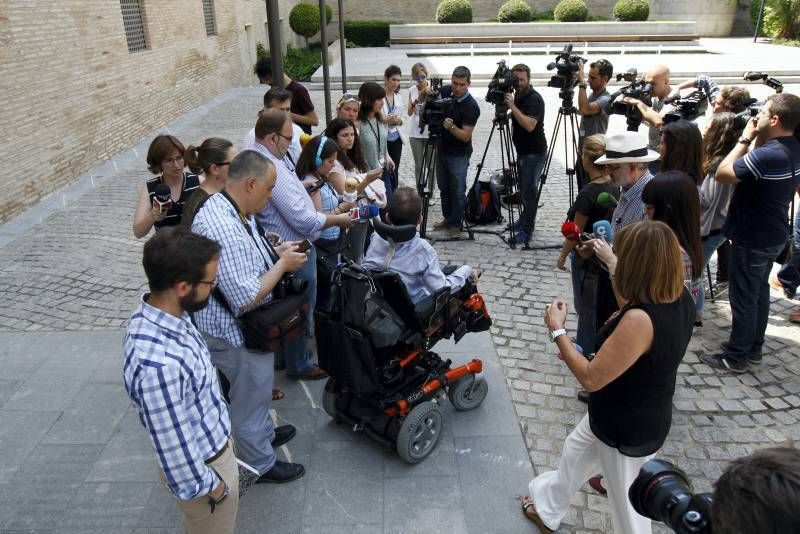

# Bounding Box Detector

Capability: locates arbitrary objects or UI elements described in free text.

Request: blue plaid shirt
[191,193,274,347]
[123,296,230,500]
[612,169,653,232]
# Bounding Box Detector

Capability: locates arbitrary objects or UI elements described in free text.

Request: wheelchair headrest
[372,219,417,244]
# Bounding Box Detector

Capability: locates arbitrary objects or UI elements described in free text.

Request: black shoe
[271,424,296,447]
[577,390,590,404]
[256,460,306,484]
[699,352,748,374]
[747,352,763,365]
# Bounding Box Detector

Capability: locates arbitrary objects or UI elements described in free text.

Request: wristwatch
[549,328,567,342]
[738,136,753,146]
[578,83,587,89]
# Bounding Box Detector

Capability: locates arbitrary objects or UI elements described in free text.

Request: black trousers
[387,138,403,190]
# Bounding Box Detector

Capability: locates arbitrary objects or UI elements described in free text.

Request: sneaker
[432,220,449,230]
[256,460,306,484]
[747,352,763,365]
[699,352,748,374]
[515,230,529,244]
[447,227,466,239]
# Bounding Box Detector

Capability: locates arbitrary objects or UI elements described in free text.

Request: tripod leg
[419,142,437,239]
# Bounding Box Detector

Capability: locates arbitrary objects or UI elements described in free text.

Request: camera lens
[629,459,695,530]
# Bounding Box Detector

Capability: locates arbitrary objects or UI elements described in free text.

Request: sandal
[272,389,285,401]
[521,495,555,533]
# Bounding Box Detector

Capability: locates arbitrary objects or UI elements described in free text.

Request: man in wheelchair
[362,187,480,305]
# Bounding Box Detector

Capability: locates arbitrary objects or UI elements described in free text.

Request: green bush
[343,20,391,47]
[752,0,800,38]
[256,42,268,61]
[613,0,649,21]
[436,0,473,23]
[554,0,588,21]
[289,3,333,46]
[530,9,555,20]
[498,0,532,22]
[285,45,322,82]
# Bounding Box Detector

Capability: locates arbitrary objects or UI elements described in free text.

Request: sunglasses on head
[337,93,359,105]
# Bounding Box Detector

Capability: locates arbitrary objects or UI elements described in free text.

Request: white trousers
[529,414,653,533]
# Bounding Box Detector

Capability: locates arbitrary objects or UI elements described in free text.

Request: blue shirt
[612,170,653,232]
[316,179,340,241]
[191,193,274,347]
[725,136,800,247]
[361,232,472,304]
[123,296,230,500]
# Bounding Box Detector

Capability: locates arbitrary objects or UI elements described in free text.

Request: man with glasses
[243,88,303,164]
[124,227,237,532]
[252,109,353,380]
[700,93,800,373]
[576,59,613,188]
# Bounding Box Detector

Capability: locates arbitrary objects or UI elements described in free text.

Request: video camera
[606,68,653,131]
[546,44,585,108]
[733,72,786,132]
[663,90,708,124]
[420,77,454,140]
[629,459,712,534]
[486,60,519,117]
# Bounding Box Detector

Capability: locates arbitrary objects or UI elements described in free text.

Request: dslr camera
[547,44,585,107]
[273,273,308,299]
[629,459,712,534]
[606,68,653,131]
[486,60,519,116]
[420,77,454,140]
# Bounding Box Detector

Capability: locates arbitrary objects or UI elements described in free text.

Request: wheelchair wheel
[396,401,443,464]
[322,377,338,418]
[448,376,488,411]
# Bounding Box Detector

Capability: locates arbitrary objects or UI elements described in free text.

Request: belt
[205,440,229,465]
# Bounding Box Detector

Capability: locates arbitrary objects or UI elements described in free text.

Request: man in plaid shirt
[123,227,237,533]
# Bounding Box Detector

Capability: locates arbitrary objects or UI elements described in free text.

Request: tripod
[417,134,440,239]
[461,110,521,249]
[536,92,581,234]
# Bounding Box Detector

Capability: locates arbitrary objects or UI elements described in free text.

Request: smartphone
[295,239,312,253]
[306,180,325,194]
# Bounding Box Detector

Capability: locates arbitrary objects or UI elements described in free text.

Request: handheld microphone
[561,221,580,241]
[592,220,614,243]
[349,204,380,222]
[153,184,172,211]
[597,191,618,208]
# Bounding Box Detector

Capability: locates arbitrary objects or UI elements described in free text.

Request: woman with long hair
[382,65,405,190]
[133,135,201,238]
[358,81,394,202]
[659,119,704,185]
[180,138,236,228]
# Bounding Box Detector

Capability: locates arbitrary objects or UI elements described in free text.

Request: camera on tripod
[629,459,713,534]
[546,44,585,107]
[607,68,653,131]
[420,77,454,140]
[663,90,708,124]
[486,60,518,116]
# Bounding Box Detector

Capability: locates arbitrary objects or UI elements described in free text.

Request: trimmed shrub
[436,0,473,23]
[613,0,649,21]
[498,0,532,23]
[531,9,555,20]
[554,0,588,22]
[343,20,391,47]
[289,3,333,46]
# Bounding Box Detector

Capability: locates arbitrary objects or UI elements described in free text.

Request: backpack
[465,178,503,225]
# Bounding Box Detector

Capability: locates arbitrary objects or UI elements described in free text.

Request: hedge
[498,0,533,22]
[436,0,474,23]
[613,0,649,21]
[343,20,391,47]
[554,0,589,22]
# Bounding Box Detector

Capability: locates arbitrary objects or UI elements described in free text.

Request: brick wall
[0,0,296,223]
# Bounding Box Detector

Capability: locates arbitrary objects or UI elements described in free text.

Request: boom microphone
[561,221,581,241]
[597,192,618,208]
[592,220,613,243]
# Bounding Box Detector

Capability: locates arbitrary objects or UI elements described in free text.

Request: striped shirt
[192,193,274,346]
[123,296,230,500]
[612,170,653,232]
[146,172,201,230]
[250,145,326,242]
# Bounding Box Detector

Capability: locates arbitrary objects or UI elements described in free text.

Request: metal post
[265,0,284,89]
[319,0,332,123]
[338,0,347,93]
[753,0,767,43]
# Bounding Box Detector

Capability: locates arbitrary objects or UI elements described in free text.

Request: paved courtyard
[1,66,800,532]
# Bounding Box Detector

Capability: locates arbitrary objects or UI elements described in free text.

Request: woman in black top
[556,134,619,351]
[523,221,695,534]
[133,135,201,238]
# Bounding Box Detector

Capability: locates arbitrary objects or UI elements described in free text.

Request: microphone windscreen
[299,133,312,146]
[597,191,618,208]
[592,220,614,243]
[561,221,580,241]
[359,204,381,219]
[154,184,171,202]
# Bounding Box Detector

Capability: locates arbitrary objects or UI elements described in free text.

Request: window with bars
[119,0,148,53]
[202,0,217,37]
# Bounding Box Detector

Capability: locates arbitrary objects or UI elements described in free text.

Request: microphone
[592,220,614,243]
[597,192,618,208]
[349,204,380,222]
[153,184,172,211]
[299,133,312,146]
[561,221,580,241]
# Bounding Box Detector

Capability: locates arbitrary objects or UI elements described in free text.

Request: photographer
[700,93,800,373]
[433,66,481,238]
[576,60,613,186]
[522,221,695,534]
[192,150,308,484]
[620,65,672,172]
[505,63,546,243]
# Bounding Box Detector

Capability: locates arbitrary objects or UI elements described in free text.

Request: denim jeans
[777,208,800,297]
[696,233,728,317]
[275,246,316,374]
[517,152,547,234]
[723,241,785,364]
[436,152,470,228]
[571,252,600,352]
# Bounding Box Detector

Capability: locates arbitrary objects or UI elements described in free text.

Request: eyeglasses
[273,132,292,143]
[217,161,231,166]
[413,76,427,82]
[163,156,184,166]
[196,277,218,288]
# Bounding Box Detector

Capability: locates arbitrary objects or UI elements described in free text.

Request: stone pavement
[1,75,799,532]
